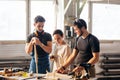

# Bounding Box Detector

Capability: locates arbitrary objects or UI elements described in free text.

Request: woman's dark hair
[74,19,87,29]
[53,29,63,37]
[34,15,45,23]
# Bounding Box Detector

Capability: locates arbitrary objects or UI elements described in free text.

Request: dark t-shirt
[26,31,52,58]
[74,34,100,64]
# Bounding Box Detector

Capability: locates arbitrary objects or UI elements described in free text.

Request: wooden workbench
[0,72,72,80]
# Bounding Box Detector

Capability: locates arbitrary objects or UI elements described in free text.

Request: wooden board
[0,71,72,80]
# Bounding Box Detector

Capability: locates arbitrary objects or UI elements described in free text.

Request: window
[80,3,88,27]
[92,3,120,40]
[30,0,55,35]
[0,0,26,40]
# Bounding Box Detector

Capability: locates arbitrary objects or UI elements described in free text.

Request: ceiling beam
[64,0,73,15]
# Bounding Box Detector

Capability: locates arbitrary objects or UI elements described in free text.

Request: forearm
[63,49,78,69]
[39,43,52,54]
[25,42,33,54]
[88,57,99,65]
[87,52,99,65]
[63,56,74,68]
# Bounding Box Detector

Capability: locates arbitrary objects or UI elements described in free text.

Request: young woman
[50,29,71,73]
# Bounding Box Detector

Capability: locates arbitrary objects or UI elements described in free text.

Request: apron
[29,56,50,74]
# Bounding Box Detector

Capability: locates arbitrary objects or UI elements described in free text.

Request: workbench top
[0,71,73,80]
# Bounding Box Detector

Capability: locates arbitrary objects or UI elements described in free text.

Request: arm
[63,49,78,68]
[25,40,34,55]
[88,36,100,65]
[32,37,52,54]
[87,52,99,65]
[39,41,52,54]
[25,37,52,54]
[57,48,78,73]
[50,43,57,60]
[72,52,99,73]
[63,45,71,63]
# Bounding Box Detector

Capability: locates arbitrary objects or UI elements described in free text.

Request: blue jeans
[29,56,50,74]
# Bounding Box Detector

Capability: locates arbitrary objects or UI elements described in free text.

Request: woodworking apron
[29,55,50,74]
